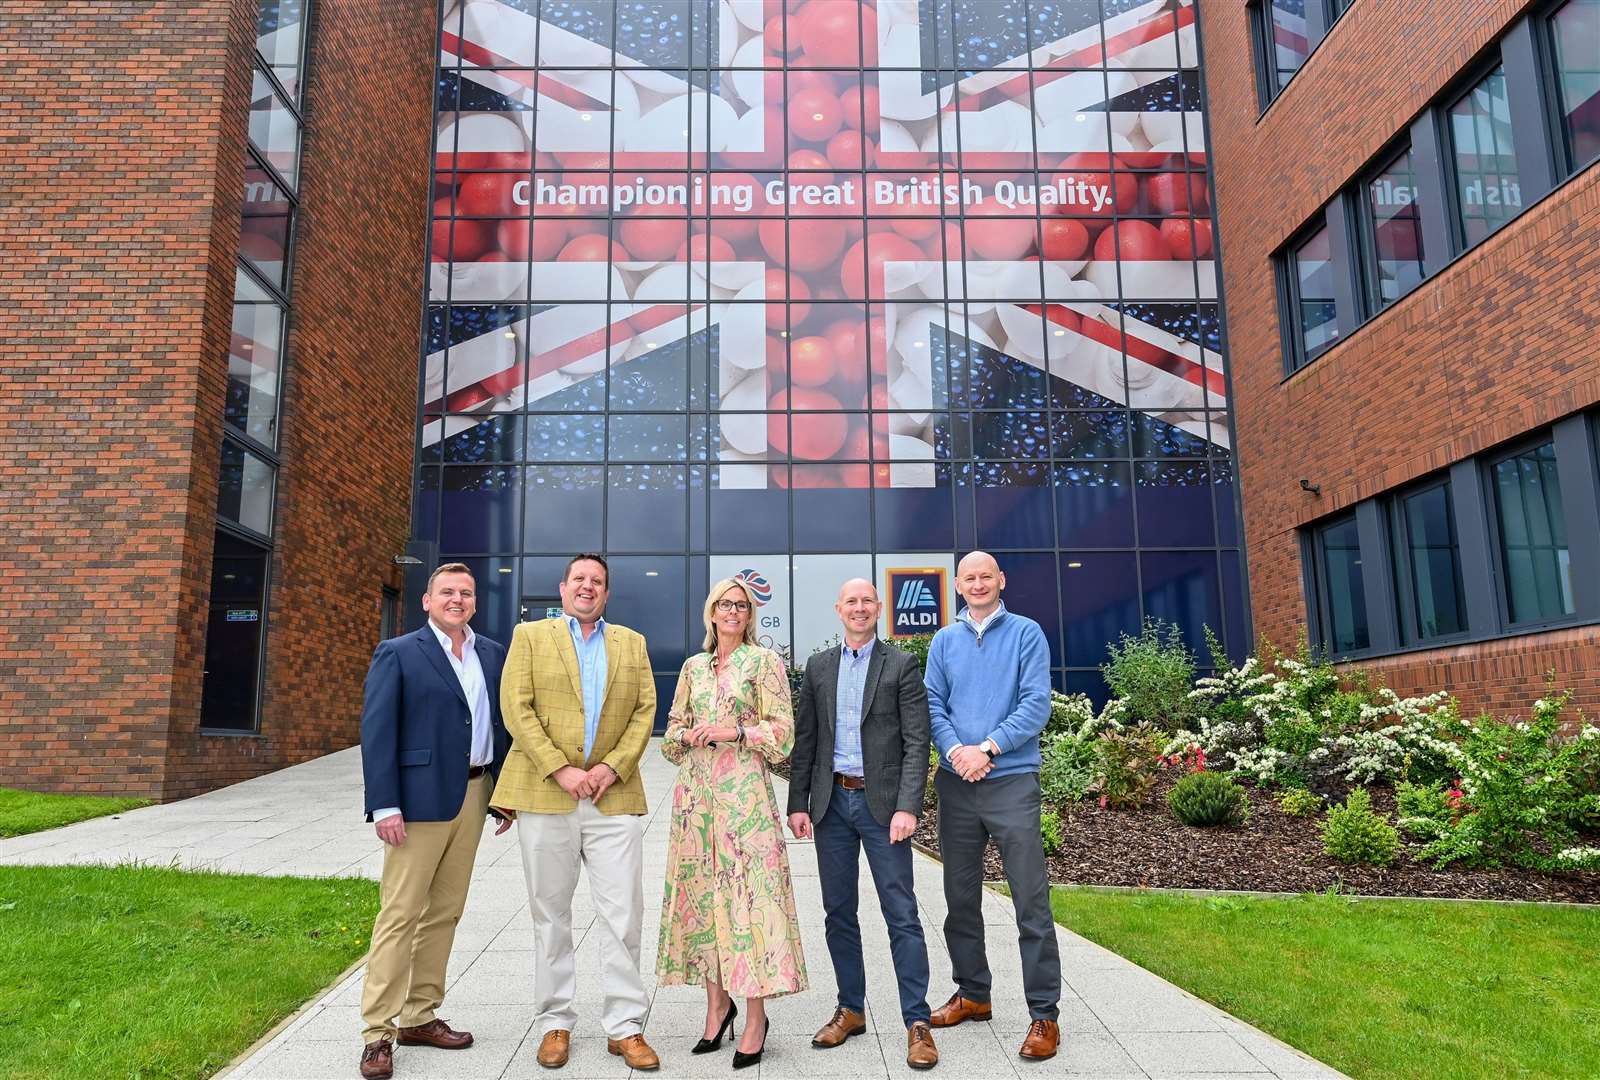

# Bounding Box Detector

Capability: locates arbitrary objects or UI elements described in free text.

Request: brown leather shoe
[1018,1018,1060,1061]
[906,1022,938,1070]
[359,1038,393,1079]
[811,1006,867,1048]
[607,1033,660,1071]
[537,1029,570,1068]
[398,1018,474,1049]
[929,992,992,1028]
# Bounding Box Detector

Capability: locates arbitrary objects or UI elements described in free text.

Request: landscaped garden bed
[897,624,1600,903]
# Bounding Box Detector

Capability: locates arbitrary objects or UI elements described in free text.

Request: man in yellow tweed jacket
[491,553,659,1071]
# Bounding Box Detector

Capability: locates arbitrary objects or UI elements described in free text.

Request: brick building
[2,0,1593,801]
[1203,0,1600,716]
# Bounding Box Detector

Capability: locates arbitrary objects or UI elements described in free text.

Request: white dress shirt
[373,620,492,823]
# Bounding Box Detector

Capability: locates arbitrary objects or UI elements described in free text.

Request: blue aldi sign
[886,568,947,638]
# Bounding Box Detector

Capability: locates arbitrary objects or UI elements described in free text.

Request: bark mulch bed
[909,769,1600,903]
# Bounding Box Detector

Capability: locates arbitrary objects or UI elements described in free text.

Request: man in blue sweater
[923,551,1061,1061]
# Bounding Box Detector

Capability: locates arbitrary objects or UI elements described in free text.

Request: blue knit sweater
[925,603,1051,778]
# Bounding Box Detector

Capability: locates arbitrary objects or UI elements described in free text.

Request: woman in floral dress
[657,577,807,1068]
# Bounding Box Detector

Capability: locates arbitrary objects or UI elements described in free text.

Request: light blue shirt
[832,638,874,778]
[565,615,608,762]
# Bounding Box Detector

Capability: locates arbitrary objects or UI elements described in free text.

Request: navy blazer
[360,624,511,823]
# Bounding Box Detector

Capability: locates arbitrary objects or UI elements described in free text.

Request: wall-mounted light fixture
[1298,478,1321,495]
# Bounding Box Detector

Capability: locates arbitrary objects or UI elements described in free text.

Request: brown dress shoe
[359,1038,393,1080]
[1018,1018,1060,1061]
[398,1018,474,1049]
[607,1033,661,1071]
[906,1022,939,1070]
[929,992,992,1028]
[537,1029,571,1068]
[811,1006,867,1048]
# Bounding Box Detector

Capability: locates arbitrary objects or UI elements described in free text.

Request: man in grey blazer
[788,578,938,1070]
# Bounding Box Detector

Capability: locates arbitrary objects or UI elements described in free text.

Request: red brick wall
[0,1,435,799]
[1201,0,1600,717]
[0,2,248,797]
[163,0,438,800]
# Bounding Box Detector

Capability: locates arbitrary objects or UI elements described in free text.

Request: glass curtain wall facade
[417,0,1244,716]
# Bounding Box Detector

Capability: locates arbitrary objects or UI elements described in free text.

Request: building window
[1256,1,1313,99]
[1446,65,1524,247]
[1490,440,1574,624]
[1394,482,1466,642]
[201,531,270,731]
[1549,0,1600,174]
[1362,144,1426,309]
[1285,218,1339,369]
[1311,514,1370,654]
[381,587,401,641]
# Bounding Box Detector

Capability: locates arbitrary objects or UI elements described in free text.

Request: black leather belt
[467,765,488,779]
[834,772,865,790]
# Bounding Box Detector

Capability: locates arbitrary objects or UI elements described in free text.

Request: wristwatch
[982,740,999,760]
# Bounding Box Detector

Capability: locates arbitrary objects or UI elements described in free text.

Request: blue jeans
[814,784,931,1027]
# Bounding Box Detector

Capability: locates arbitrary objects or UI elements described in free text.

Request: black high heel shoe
[691,999,737,1054]
[732,1017,769,1070]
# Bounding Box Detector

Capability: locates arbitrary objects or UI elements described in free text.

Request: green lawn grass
[0,865,379,1080]
[1051,887,1600,1080]
[0,787,151,837]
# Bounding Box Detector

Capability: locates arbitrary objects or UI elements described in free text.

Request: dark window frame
[1439,57,1523,252]
[1355,138,1428,315]
[1304,510,1374,660]
[200,523,274,734]
[1540,0,1600,177]
[1251,0,1354,110]
[1482,432,1576,631]
[1388,475,1470,647]
[1278,213,1337,374]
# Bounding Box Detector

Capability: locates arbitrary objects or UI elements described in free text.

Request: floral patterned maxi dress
[656,645,808,998]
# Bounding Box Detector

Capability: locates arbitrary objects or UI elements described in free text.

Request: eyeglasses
[715,600,752,613]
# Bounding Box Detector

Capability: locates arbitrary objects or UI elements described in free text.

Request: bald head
[835,576,881,646]
[955,550,1005,620]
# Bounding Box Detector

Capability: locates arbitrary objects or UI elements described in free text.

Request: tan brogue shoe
[397,1018,473,1049]
[928,992,992,1028]
[1018,1018,1060,1061]
[906,1021,938,1070]
[811,1006,867,1048]
[537,1029,571,1068]
[607,1033,661,1071]
[358,1038,393,1079]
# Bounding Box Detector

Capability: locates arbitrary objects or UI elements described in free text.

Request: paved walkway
[1,745,1343,1079]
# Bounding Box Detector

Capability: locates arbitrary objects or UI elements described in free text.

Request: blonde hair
[702,578,760,653]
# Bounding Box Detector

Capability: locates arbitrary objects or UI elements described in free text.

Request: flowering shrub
[1039,728,1100,805]
[1395,780,1454,842]
[1321,788,1400,866]
[1306,689,1461,786]
[1555,847,1600,871]
[1420,693,1600,869]
[1168,771,1250,827]
[1101,620,1197,731]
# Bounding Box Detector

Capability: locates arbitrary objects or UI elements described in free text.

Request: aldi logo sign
[886,569,948,637]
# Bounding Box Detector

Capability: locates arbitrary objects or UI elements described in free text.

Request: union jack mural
[426,0,1227,494]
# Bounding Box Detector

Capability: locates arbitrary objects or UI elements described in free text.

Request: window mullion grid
[1355,500,1398,654]
[1552,414,1600,620]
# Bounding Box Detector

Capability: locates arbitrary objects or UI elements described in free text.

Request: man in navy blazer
[357,563,511,1080]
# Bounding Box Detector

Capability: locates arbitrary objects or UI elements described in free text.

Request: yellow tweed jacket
[491,617,656,815]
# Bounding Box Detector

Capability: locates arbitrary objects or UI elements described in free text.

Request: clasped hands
[552,762,620,801]
[949,744,994,783]
[683,723,740,748]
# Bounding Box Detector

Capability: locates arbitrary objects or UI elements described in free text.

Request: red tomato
[1093,219,1168,261]
[1144,172,1209,215]
[825,129,872,170]
[1040,217,1090,260]
[557,234,624,262]
[675,234,736,262]
[789,218,848,272]
[789,335,838,387]
[616,218,685,262]
[432,217,493,262]
[936,221,963,260]
[456,172,521,217]
[765,334,790,381]
[765,15,802,56]
[839,85,880,134]
[787,69,844,96]
[823,316,866,374]
[763,269,812,329]
[799,1,876,66]
[768,389,848,459]
[788,88,844,143]
[964,202,1036,259]
[1159,218,1214,259]
[840,234,923,296]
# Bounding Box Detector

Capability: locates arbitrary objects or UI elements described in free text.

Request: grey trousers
[935,768,1061,1021]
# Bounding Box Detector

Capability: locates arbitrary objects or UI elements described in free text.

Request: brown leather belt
[834,772,865,790]
[467,765,488,779]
